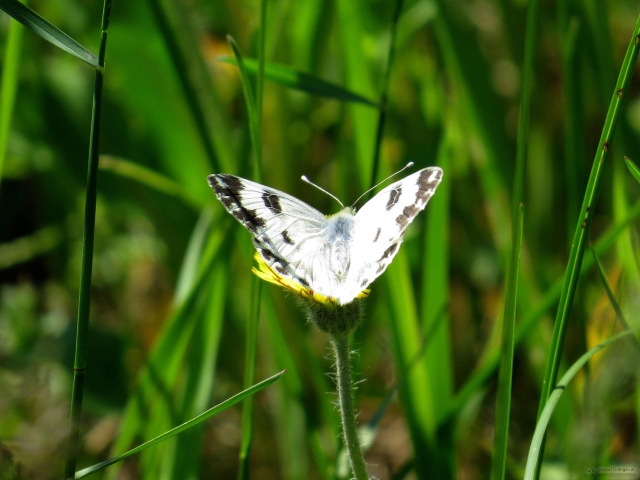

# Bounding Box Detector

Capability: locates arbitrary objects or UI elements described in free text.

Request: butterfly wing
[208,174,332,292]
[338,167,443,304]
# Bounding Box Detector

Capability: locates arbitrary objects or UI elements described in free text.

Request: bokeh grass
[2,1,640,479]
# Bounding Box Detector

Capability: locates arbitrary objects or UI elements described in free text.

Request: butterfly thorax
[326,208,355,281]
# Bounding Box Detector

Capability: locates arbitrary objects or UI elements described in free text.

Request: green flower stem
[329,333,369,480]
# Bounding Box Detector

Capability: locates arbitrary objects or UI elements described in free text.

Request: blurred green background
[1,0,640,479]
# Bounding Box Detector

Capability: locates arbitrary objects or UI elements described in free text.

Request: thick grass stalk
[64,0,112,478]
[534,14,640,474]
[330,334,369,480]
[490,203,524,480]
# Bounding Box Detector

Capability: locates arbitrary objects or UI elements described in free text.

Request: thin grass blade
[63,1,112,476]
[536,15,640,424]
[75,370,285,479]
[99,155,205,209]
[524,330,638,480]
[218,57,379,108]
[590,246,634,334]
[490,203,524,480]
[624,156,640,185]
[0,0,98,66]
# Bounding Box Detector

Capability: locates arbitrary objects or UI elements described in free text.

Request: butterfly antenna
[351,161,415,208]
[301,175,345,209]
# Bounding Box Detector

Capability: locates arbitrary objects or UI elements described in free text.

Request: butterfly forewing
[338,167,443,304]
[208,174,331,288]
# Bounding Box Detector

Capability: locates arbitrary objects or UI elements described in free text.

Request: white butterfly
[208,166,443,305]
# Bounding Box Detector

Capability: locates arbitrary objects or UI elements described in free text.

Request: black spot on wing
[395,204,421,228]
[373,228,381,243]
[262,191,283,215]
[415,168,442,204]
[208,175,268,236]
[386,187,402,210]
[281,230,295,245]
[379,243,398,261]
[360,278,369,288]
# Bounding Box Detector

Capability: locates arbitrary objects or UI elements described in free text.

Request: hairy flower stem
[330,333,369,480]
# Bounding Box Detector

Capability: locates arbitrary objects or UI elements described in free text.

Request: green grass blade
[624,156,640,185]
[335,0,378,186]
[145,0,233,173]
[0,2,25,184]
[218,57,379,108]
[233,5,266,477]
[490,203,524,480]
[63,1,112,477]
[524,330,638,480]
[99,155,205,209]
[0,0,98,66]
[74,370,285,479]
[368,0,403,191]
[536,15,640,421]
[384,251,439,477]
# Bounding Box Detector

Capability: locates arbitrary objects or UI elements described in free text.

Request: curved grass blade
[524,330,638,480]
[218,57,379,108]
[624,156,640,185]
[99,155,205,209]
[536,14,640,426]
[0,2,26,185]
[74,370,285,479]
[63,1,112,476]
[490,203,524,480]
[0,0,98,66]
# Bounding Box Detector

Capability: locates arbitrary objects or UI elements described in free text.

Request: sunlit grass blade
[369,0,403,191]
[0,0,98,66]
[447,197,640,420]
[384,252,440,477]
[624,156,640,185]
[145,0,232,172]
[0,3,25,185]
[524,330,638,480]
[99,155,205,209]
[63,1,112,477]
[335,0,377,186]
[536,14,640,426]
[218,57,379,108]
[0,225,62,269]
[74,370,285,479]
[490,203,524,480]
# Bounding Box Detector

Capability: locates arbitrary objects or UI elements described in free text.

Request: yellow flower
[251,252,369,306]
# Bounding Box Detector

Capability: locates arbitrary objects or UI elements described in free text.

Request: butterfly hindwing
[339,167,443,303]
[208,174,331,289]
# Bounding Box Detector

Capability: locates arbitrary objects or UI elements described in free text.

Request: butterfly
[208,165,443,305]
